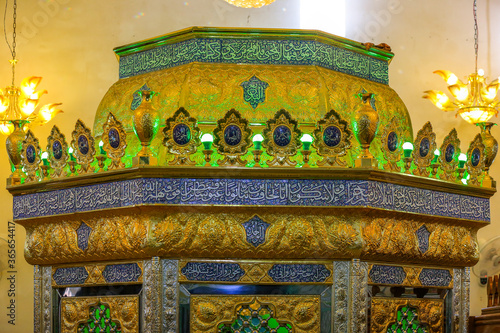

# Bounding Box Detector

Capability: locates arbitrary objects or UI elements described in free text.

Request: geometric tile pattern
[13,178,490,222]
[118,38,389,84]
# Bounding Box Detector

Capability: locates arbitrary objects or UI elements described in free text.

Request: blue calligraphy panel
[118,37,389,84]
[416,225,431,254]
[369,265,406,285]
[267,264,331,283]
[242,216,270,247]
[76,222,92,252]
[53,267,88,285]
[102,263,142,283]
[12,178,490,222]
[181,262,245,282]
[418,269,452,287]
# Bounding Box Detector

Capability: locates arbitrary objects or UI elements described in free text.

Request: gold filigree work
[371,297,443,333]
[313,109,352,167]
[213,109,252,166]
[46,125,69,178]
[190,295,320,333]
[412,121,436,177]
[380,116,402,172]
[467,133,486,186]
[162,107,201,165]
[71,119,96,174]
[439,128,461,182]
[61,296,139,333]
[21,130,41,182]
[102,112,127,169]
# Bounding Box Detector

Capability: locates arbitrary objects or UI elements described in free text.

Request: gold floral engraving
[371,297,443,333]
[412,121,436,177]
[213,109,252,166]
[162,107,201,165]
[46,125,69,178]
[262,109,302,167]
[191,295,320,333]
[102,112,127,169]
[467,133,486,186]
[313,109,352,167]
[438,128,461,182]
[21,209,480,266]
[380,116,402,172]
[61,295,139,333]
[71,119,96,174]
[20,130,41,182]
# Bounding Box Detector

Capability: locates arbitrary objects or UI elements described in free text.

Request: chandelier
[223,0,277,8]
[1,0,61,185]
[423,0,499,125]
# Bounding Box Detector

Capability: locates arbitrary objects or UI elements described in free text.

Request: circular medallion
[273,125,292,147]
[323,126,341,147]
[108,128,120,149]
[224,125,242,146]
[387,131,398,152]
[26,145,36,164]
[419,138,430,158]
[471,148,481,167]
[445,144,455,163]
[78,135,89,155]
[173,124,191,146]
[52,140,63,160]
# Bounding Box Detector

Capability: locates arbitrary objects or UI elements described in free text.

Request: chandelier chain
[3,0,17,86]
[473,0,478,74]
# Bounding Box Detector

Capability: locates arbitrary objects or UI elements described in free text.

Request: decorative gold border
[51,261,143,287]
[102,112,127,169]
[412,121,436,177]
[21,130,41,182]
[190,295,320,333]
[213,109,252,166]
[70,119,96,173]
[61,295,139,333]
[367,263,453,288]
[371,297,444,333]
[178,259,333,284]
[46,125,69,178]
[162,107,201,165]
[313,109,351,167]
[439,128,461,182]
[467,133,486,186]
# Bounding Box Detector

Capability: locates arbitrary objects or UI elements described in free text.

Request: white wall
[0,1,498,331]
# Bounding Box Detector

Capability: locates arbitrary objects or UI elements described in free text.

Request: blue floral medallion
[419,137,430,157]
[26,145,36,164]
[242,216,270,247]
[52,140,63,160]
[108,128,120,149]
[240,76,269,109]
[387,131,398,152]
[471,148,481,167]
[78,135,89,155]
[173,123,191,146]
[224,125,242,146]
[273,125,291,147]
[323,126,341,147]
[445,144,455,163]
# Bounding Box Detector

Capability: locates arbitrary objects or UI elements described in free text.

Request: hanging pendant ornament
[223,0,277,8]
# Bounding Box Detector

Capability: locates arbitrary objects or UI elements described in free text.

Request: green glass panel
[397,310,402,322]
[277,327,289,333]
[251,317,261,328]
[268,318,278,329]
[106,308,110,319]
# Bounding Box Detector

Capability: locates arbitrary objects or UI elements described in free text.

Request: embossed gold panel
[60,295,139,333]
[191,295,320,333]
[371,297,444,333]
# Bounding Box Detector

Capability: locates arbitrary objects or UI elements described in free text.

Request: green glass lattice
[218,303,292,333]
[387,306,428,333]
[77,303,121,333]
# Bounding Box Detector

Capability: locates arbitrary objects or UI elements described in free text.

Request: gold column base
[133,155,157,167]
[355,157,378,168]
[6,174,21,186]
[483,175,497,189]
